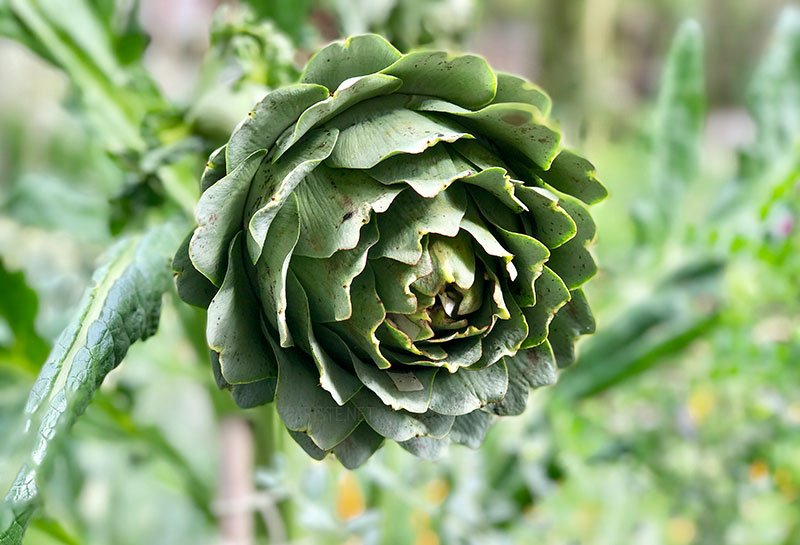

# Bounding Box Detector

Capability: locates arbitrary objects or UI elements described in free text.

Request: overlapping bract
[174,34,607,468]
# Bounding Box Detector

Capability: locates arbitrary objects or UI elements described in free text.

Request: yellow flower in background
[425,479,450,506]
[748,460,769,482]
[666,516,697,545]
[337,472,365,521]
[687,389,715,424]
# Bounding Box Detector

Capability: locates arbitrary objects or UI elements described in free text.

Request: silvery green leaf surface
[0,222,185,544]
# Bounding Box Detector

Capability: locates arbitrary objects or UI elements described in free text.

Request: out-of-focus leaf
[0,261,49,369]
[77,393,214,521]
[243,0,315,41]
[554,259,724,401]
[632,20,705,244]
[0,0,54,64]
[0,222,185,544]
[4,0,156,150]
[27,518,81,545]
[747,6,800,170]
[5,174,110,242]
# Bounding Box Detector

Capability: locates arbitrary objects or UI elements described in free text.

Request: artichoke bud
[174,34,607,468]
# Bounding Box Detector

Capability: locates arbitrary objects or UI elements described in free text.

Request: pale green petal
[349,345,439,414]
[272,335,363,450]
[494,228,549,307]
[200,145,226,192]
[245,128,338,263]
[413,100,561,169]
[429,359,509,416]
[301,34,402,91]
[367,143,474,198]
[254,193,300,347]
[373,249,434,314]
[399,436,449,460]
[471,285,527,368]
[461,168,526,212]
[273,73,403,161]
[451,139,512,172]
[448,410,494,448]
[173,232,216,309]
[293,221,379,322]
[372,185,467,265]
[521,266,570,348]
[489,342,557,416]
[493,72,552,116]
[328,265,392,369]
[548,289,595,368]
[285,272,363,404]
[206,233,277,384]
[332,423,384,469]
[547,196,598,289]
[536,149,608,205]
[514,184,577,249]
[324,95,472,169]
[190,149,265,285]
[382,50,497,109]
[353,389,454,441]
[293,165,402,258]
[226,84,328,170]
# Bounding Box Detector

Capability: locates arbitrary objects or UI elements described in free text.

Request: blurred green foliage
[0,0,798,544]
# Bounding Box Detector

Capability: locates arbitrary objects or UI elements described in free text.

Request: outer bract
[174,34,607,468]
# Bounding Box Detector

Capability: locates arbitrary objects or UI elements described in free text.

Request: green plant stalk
[251,404,294,541]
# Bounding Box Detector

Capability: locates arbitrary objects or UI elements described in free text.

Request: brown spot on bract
[502,112,528,126]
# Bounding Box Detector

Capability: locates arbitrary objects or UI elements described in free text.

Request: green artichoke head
[174,34,607,468]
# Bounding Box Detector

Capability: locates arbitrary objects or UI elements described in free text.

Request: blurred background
[1,0,799,544]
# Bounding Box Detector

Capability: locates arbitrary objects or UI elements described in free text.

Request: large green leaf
[284,273,363,404]
[253,194,301,347]
[429,360,509,416]
[412,100,561,169]
[272,335,362,450]
[535,150,608,206]
[352,389,454,442]
[367,144,473,198]
[0,222,184,545]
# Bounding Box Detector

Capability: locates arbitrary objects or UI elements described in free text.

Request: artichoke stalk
[174,34,607,468]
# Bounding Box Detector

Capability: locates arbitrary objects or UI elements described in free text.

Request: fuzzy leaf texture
[175,34,607,468]
[0,223,184,544]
